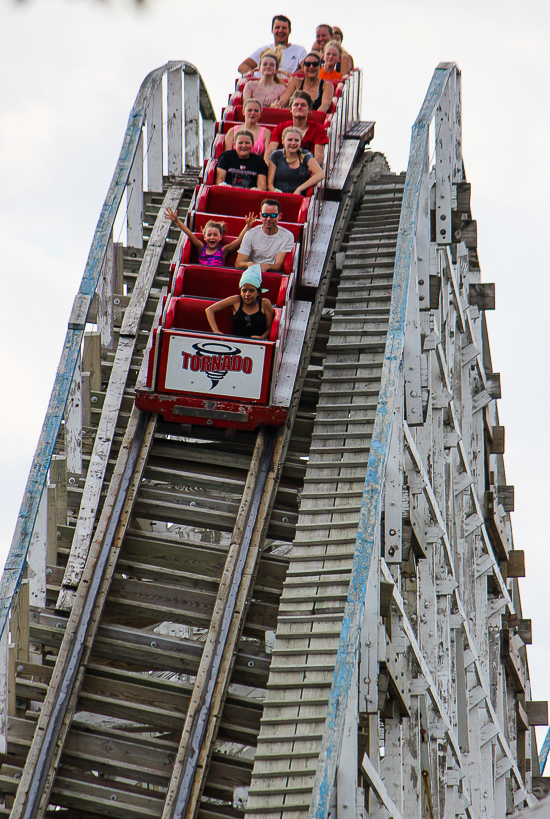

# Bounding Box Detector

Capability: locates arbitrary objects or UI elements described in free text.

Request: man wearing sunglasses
[236,200,294,273]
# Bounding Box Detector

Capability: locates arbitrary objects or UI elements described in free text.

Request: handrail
[309,62,459,819]
[0,61,215,641]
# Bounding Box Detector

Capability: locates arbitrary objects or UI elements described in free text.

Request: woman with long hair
[267,126,324,196]
[274,52,333,113]
[224,99,272,157]
[243,49,286,108]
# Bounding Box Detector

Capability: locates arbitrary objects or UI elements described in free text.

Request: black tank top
[232,297,267,338]
[299,78,325,111]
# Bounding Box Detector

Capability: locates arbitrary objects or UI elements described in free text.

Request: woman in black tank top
[232,292,267,337]
[275,52,334,113]
[205,267,274,340]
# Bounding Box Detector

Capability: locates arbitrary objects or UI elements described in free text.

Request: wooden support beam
[167,68,183,175]
[82,331,102,394]
[500,628,525,693]
[490,426,505,455]
[469,282,495,310]
[507,550,526,578]
[65,355,82,475]
[147,82,164,192]
[435,80,452,245]
[498,485,515,513]
[525,702,548,727]
[127,130,144,249]
[184,71,200,168]
[484,491,511,560]
[518,620,532,645]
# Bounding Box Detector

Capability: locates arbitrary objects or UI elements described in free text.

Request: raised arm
[205,295,238,334]
[223,213,256,257]
[165,208,203,252]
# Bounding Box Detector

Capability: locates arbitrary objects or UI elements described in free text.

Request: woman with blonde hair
[243,49,286,108]
[319,40,353,82]
[274,52,333,113]
[267,126,324,196]
[224,99,272,157]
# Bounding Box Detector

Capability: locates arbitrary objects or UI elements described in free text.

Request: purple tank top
[199,243,225,266]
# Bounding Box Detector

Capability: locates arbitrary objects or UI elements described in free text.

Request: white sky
[1,0,549,734]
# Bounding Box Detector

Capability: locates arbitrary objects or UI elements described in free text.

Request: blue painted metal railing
[539,727,550,775]
[309,63,459,818]
[0,61,215,641]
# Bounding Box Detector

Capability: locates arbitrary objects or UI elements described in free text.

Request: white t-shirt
[239,225,294,265]
[249,43,307,74]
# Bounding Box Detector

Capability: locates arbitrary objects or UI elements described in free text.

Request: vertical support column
[98,234,114,350]
[385,389,403,564]
[435,79,452,245]
[360,529,380,715]
[148,81,164,192]
[404,260,423,425]
[184,71,200,168]
[0,627,8,754]
[28,487,48,610]
[416,153,431,309]
[65,353,82,475]
[127,130,144,249]
[202,116,215,164]
[83,330,102,393]
[451,69,463,184]
[167,68,183,176]
[337,663,358,819]
[381,718,404,814]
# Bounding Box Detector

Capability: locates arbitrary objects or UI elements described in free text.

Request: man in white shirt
[238,16,307,76]
[236,200,294,273]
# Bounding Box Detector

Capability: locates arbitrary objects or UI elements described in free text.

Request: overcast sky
[1,0,549,738]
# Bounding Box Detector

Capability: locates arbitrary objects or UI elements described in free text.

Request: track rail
[1,80,376,817]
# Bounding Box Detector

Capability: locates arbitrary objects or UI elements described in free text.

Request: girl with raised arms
[164,210,255,267]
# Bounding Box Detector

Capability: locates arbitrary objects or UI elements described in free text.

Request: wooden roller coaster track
[0,60,545,819]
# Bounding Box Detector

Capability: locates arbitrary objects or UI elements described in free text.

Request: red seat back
[163,296,282,341]
[180,232,242,267]
[192,211,303,243]
[173,265,289,307]
[164,297,233,336]
[195,185,309,224]
[225,105,328,126]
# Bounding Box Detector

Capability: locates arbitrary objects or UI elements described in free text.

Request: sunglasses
[260,212,279,219]
[304,61,320,68]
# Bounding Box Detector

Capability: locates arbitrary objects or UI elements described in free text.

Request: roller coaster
[0,58,546,819]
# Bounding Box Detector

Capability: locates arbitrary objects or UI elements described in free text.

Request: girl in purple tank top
[165,210,256,267]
